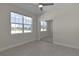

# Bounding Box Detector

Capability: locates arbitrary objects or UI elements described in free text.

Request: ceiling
[12,3,54,16]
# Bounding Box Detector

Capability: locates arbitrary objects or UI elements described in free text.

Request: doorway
[40,20,53,43]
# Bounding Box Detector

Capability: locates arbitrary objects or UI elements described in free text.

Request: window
[23,16,32,33]
[40,21,47,31]
[11,12,23,34]
[11,12,32,34]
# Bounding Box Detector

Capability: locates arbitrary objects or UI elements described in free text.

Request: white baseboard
[54,41,79,50]
[0,39,36,52]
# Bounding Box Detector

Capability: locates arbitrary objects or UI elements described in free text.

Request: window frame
[10,12,32,34]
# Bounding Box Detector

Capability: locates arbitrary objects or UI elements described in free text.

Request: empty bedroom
[0,3,79,56]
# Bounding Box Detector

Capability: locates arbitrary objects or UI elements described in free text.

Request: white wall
[39,3,79,49]
[0,4,38,51]
[47,20,53,37]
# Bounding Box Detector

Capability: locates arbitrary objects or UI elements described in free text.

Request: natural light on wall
[40,21,47,31]
[10,12,32,34]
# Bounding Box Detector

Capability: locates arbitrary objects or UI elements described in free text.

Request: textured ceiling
[12,3,55,16]
[13,3,42,15]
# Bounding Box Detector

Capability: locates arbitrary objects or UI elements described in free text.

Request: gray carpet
[0,40,79,56]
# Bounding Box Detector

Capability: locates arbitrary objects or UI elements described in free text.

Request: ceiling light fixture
[38,4,43,12]
[38,4,43,8]
[38,3,54,12]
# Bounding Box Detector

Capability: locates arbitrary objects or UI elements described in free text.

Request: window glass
[24,25,32,33]
[11,24,22,34]
[11,12,22,24]
[24,16,32,24]
[23,16,32,33]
